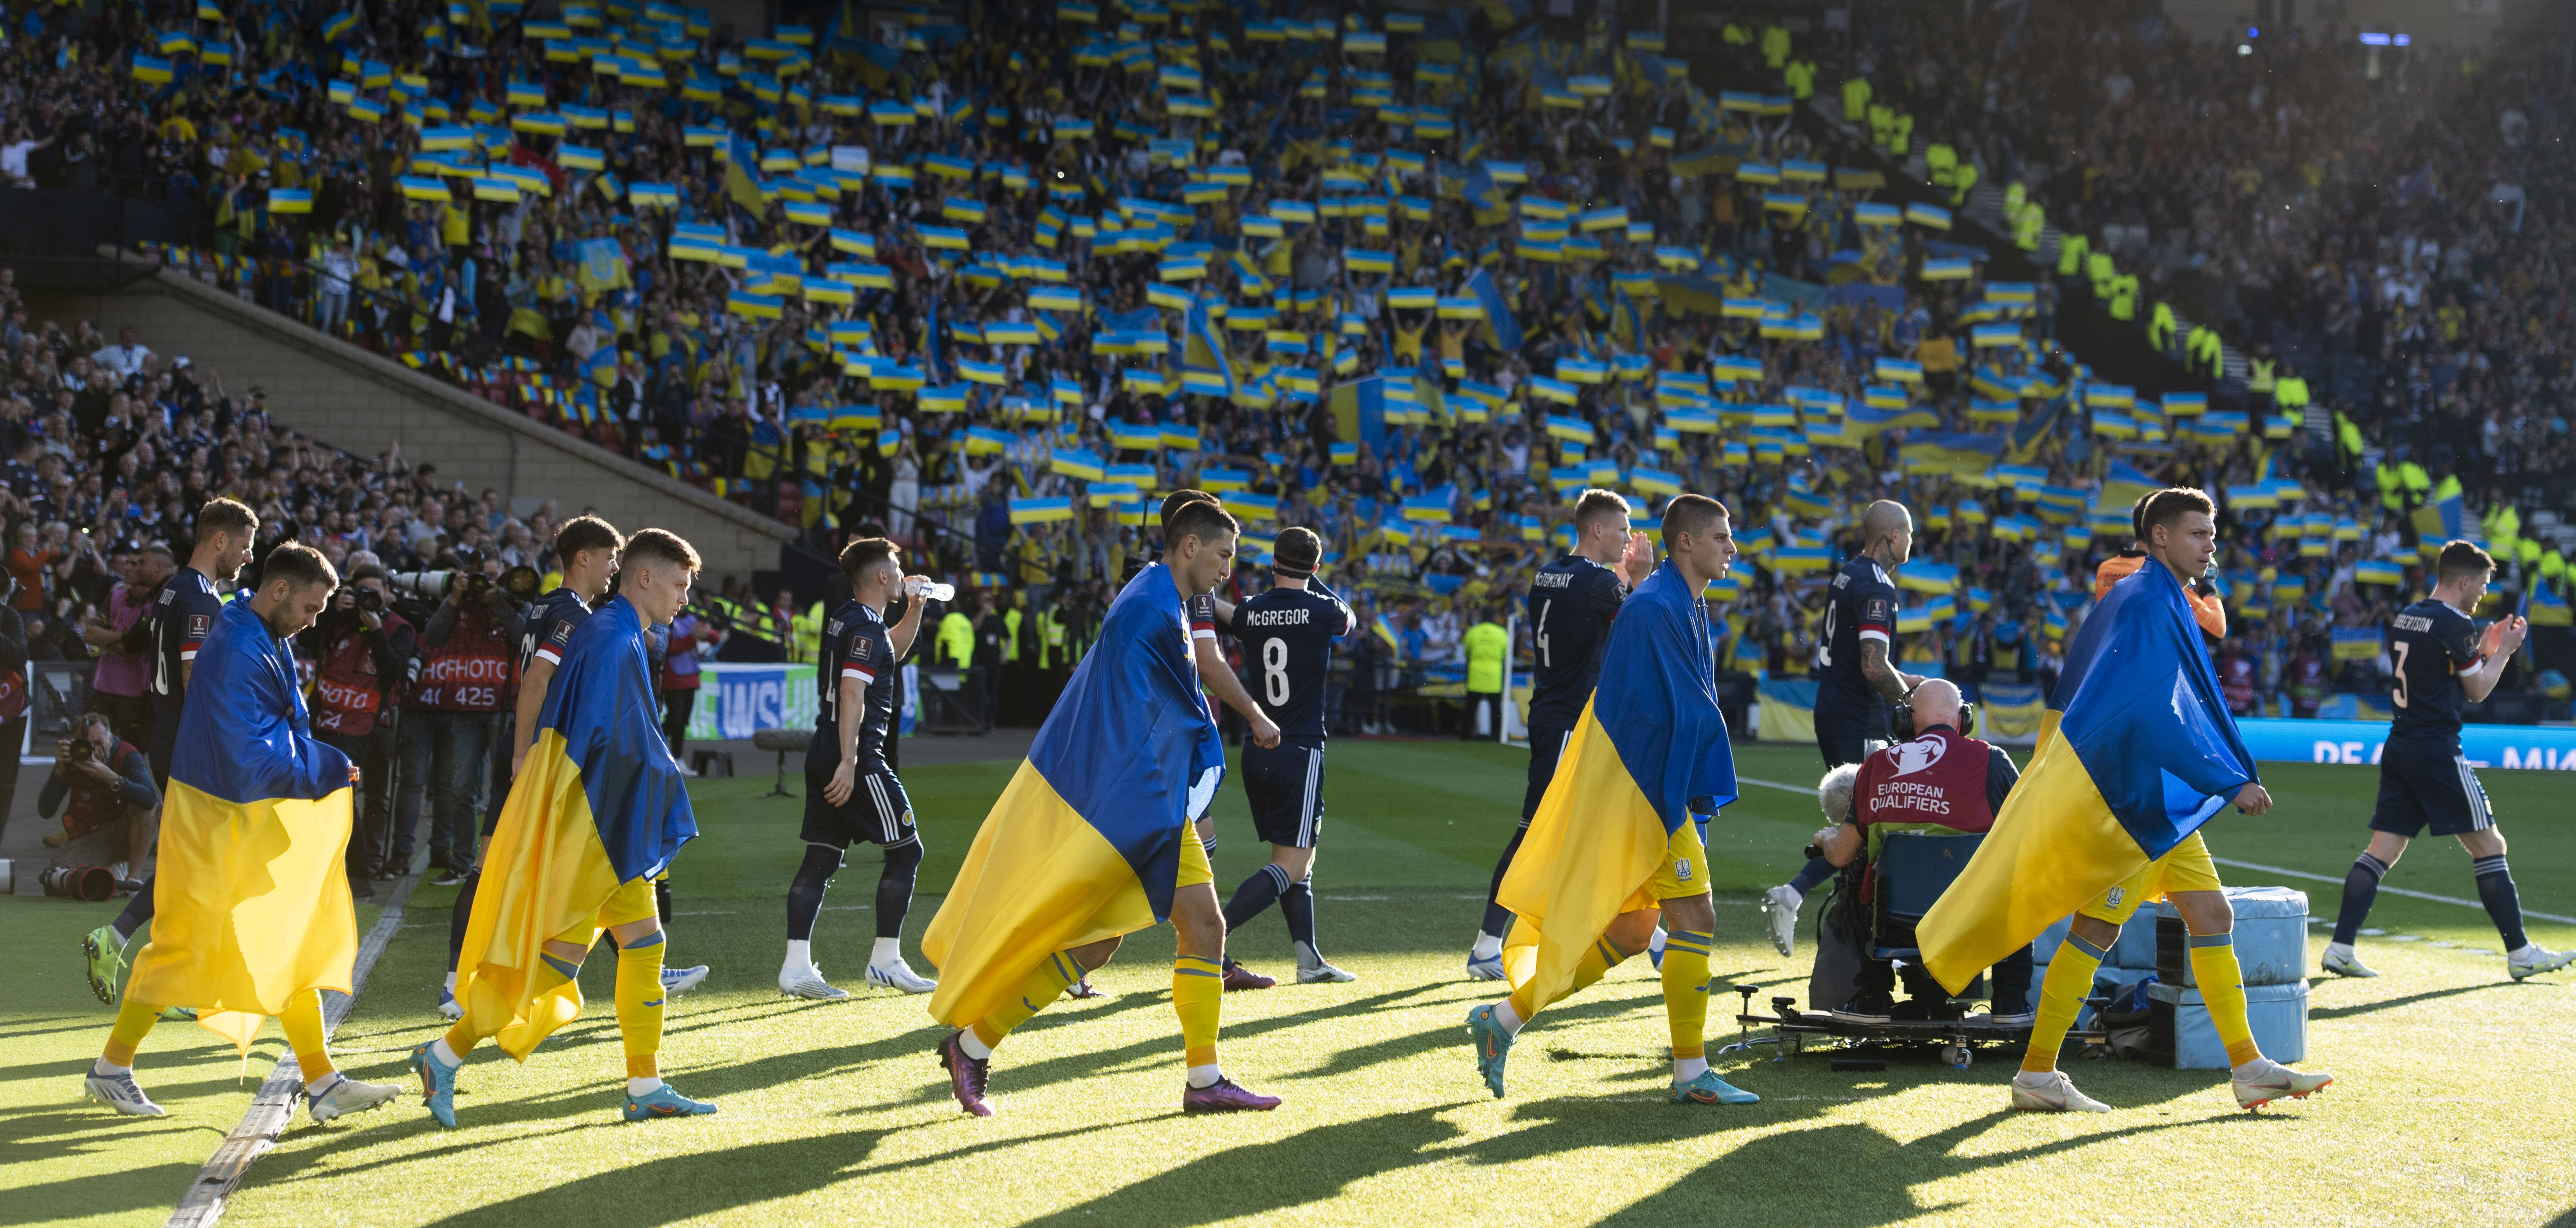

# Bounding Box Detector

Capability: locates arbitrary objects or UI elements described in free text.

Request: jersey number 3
[2390,640,2410,709]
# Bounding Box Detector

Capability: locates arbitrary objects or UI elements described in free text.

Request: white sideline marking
[1732,775,2576,925]
[169,872,421,1228]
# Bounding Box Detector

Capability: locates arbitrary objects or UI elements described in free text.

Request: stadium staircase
[28,249,795,576]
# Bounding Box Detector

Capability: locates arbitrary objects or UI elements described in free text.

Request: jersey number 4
[1534,599,1553,669]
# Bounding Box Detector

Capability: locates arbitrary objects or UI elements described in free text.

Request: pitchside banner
[2240,718,2576,770]
[682,663,920,744]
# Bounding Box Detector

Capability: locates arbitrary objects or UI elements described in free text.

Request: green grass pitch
[5,739,2573,1226]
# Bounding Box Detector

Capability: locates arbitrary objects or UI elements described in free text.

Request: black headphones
[1890,691,1975,741]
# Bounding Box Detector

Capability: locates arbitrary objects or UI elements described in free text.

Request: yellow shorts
[1628,822,1712,908]
[2076,831,2224,926]
[551,877,661,947]
[1176,821,1213,890]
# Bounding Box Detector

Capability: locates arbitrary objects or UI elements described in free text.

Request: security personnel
[2274,366,2311,418]
[935,598,975,666]
[2187,324,2225,377]
[2108,272,2138,322]
[2085,251,2116,301]
[1925,143,1958,190]
[2056,231,2088,278]
[1036,598,1070,669]
[792,600,825,664]
[1462,608,1509,740]
[2149,301,2177,352]
[1761,23,1790,69]
[1947,157,1979,206]
[2247,348,2278,411]
[1841,76,1871,124]
[1785,57,1817,100]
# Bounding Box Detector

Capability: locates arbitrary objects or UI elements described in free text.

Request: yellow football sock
[1508,934,1627,1024]
[1661,930,1714,1061]
[969,951,1083,1050]
[615,931,667,1080]
[103,997,160,1067]
[279,989,335,1079]
[2023,931,2106,1073]
[1173,954,1223,1068]
[2187,934,2262,1068]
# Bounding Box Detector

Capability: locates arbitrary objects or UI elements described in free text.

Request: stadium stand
[0,0,2563,731]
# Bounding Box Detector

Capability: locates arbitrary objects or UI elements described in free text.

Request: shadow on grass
[1026,1106,1474,1225]
[2305,981,2491,1021]
[5,1161,207,1219]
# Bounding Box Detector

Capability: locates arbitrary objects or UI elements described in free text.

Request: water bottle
[907,576,957,603]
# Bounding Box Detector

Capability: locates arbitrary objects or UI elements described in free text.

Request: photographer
[303,565,414,900]
[396,556,521,886]
[39,710,158,888]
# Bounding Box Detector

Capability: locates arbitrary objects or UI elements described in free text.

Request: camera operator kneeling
[41,711,160,900]
[1811,679,2032,1024]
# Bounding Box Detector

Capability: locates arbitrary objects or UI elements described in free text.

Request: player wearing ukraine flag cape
[1466,495,1758,1107]
[410,530,710,1126]
[1917,489,2334,1113]
[923,498,1280,1116]
[84,544,401,1124]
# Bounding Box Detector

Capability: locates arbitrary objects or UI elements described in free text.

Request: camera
[499,564,540,600]
[354,587,385,613]
[69,737,94,763]
[390,570,458,600]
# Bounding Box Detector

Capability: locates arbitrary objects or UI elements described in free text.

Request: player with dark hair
[437,514,629,1020]
[1195,526,1358,987]
[1465,488,1653,978]
[2325,540,2571,981]
[780,536,937,998]
[86,542,400,1123]
[926,498,1280,1116]
[2002,488,2332,1113]
[1759,498,1924,958]
[84,497,258,1008]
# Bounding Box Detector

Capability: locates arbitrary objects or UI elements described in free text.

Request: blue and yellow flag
[126,599,357,1053]
[1499,560,1737,1011]
[925,563,1225,1028]
[1919,557,2257,991]
[457,596,697,1059]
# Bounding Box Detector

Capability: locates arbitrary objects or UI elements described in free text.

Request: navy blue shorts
[1242,738,1326,848]
[2370,744,2495,838]
[802,758,915,848]
[1522,725,1573,822]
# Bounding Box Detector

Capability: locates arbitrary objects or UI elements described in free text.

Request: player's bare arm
[1858,638,1918,703]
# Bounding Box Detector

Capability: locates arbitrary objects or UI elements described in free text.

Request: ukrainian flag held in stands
[1917,557,2257,992]
[454,596,697,1059]
[924,563,1226,1029]
[1498,560,1737,1010]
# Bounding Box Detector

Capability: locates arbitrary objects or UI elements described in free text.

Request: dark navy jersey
[147,566,222,751]
[1224,585,1351,740]
[521,586,594,674]
[2388,598,2484,746]
[815,599,899,771]
[1816,556,1900,732]
[1526,553,1625,729]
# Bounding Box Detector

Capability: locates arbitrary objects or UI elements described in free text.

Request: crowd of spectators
[1,0,2564,728]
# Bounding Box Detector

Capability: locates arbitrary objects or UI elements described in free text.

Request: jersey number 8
[1262,638,1291,706]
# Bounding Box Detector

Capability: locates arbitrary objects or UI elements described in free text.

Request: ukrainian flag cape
[925,563,1225,1028]
[1919,557,2256,992]
[1499,560,1737,1013]
[126,598,357,1054]
[457,596,697,1058]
